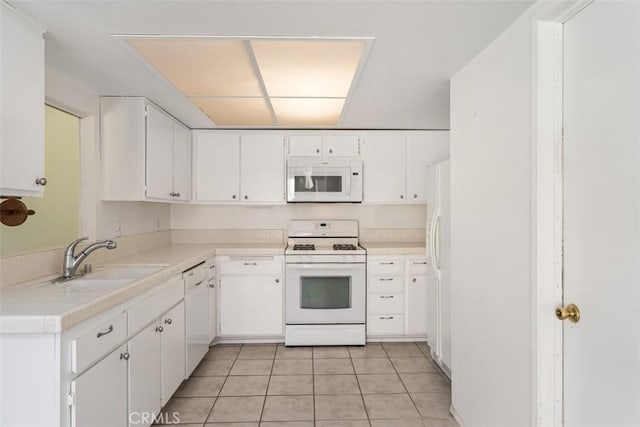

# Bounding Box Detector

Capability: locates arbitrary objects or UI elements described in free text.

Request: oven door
[285,263,366,324]
[287,165,351,202]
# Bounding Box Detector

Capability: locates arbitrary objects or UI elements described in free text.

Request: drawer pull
[244,262,258,266]
[380,295,395,299]
[378,278,394,282]
[379,316,395,320]
[413,261,427,265]
[209,264,216,269]
[188,272,194,277]
[156,325,164,333]
[195,280,203,287]
[164,318,172,325]
[96,325,114,339]
[275,278,280,284]
[380,262,395,265]
[120,352,130,361]
[412,278,417,283]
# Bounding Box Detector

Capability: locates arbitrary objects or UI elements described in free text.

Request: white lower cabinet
[366,255,429,339]
[71,344,128,427]
[218,256,284,337]
[128,323,162,427]
[161,302,186,405]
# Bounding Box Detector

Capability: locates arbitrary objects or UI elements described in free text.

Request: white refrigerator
[426,158,451,378]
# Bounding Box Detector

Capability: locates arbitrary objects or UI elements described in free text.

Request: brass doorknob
[556,303,581,323]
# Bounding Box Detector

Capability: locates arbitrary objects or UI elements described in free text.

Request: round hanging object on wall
[0,198,35,227]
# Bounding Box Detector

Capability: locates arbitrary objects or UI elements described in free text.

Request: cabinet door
[362,134,407,203]
[288,135,322,157]
[172,123,192,201]
[186,281,209,377]
[71,344,128,427]
[207,261,217,343]
[240,134,285,202]
[194,132,240,201]
[0,7,45,197]
[406,274,428,337]
[323,134,360,157]
[220,276,283,336]
[161,302,186,405]
[406,132,449,203]
[128,322,162,427]
[146,104,174,200]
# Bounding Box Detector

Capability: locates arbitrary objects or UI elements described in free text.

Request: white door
[194,132,240,202]
[161,302,186,405]
[146,104,174,200]
[362,134,407,203]
[128,323,162,427]
[288,135,322,157]
[240,134,285,202]
[172,123,192,201]
[323,134,360,157]
[406,274,428,337]
[220,276,283,336]
[71,344,128,427]
[406,132,449,203]
[562,2,640,426]
[186,280,209,376]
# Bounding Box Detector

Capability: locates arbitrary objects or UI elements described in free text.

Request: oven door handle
[287,263,365,270]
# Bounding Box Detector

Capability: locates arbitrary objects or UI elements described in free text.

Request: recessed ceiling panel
[251,40,365,98]
[191,97,273,126]
[126,39,262,96]
[271,98,345,126]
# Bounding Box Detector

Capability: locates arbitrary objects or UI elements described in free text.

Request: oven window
[294,175,343,193]
[300,276,351,309]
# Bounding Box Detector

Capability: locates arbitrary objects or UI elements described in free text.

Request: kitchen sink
[84,266,164,280]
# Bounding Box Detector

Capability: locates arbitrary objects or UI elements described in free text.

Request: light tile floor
[154,342,459,427]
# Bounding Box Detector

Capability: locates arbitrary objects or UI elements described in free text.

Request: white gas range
[284,220,366,346]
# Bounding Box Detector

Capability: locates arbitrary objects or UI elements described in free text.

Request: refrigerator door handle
[434,214,441,271]
[429,208,441,280]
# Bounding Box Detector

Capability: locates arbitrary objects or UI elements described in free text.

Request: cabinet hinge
[67,392,75,408]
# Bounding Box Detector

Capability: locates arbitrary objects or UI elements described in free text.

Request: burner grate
[293,244,315,251]
[333,244,358,251]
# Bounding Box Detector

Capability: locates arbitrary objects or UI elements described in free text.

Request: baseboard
[212,336,284,345]
[367,336,428,342]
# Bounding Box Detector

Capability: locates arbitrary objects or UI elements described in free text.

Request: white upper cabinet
[194,131,285,204]
[362,134,407,203]
[240,134,285,203]
[406,132,449,203]
[0,4,45,197]
[101,97,191,202]
[288,133,360,157]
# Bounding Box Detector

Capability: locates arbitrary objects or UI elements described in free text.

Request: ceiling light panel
[250,39,365,98]
[271,98,345,126]
[126,39,262,96]
[191,97,273,126]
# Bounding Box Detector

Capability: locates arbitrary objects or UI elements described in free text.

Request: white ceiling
[12,0,533,130]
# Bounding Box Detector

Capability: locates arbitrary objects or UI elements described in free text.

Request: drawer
[407,257,429,275]
[367,257,404,275]
[368,293,404,313]
[367,314,404,336]
[183,262,206,290]
[129,275,184,335]
[219,257,282,276]
[368,275,403,293]
[71,311,127,374]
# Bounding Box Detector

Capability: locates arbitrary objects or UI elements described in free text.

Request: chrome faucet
[60,237,117,280]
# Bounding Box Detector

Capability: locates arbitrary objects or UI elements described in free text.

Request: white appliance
[183,262,209,376]
[286,159,363,203]
[426,159,451,378]
[285,220,366,346]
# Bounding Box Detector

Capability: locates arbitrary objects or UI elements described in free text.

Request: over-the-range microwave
[286,159,363,203]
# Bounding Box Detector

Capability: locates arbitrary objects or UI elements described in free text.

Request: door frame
[532,1,595,426]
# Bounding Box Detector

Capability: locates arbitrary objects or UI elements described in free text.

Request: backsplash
[0,230,171,288]
[171,228,284,244]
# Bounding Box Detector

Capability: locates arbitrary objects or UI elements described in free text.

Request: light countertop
[0,243,285,334]
[361,242,428,255]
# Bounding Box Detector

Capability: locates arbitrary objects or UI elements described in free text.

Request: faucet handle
[66,236,89,254]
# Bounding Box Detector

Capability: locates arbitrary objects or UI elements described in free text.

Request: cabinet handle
[164,318,172,325]
[96,325,113,338]
[120,352,130,360]
[400,195,404,199]
[413,194,418,199]
[412,278,417,283]
[232,195,237,199]
[379,278,394,282]
[413,261,427,265]
[316,148,320,153]
[156,325,164,333]
[379,316,394,320]
[209,282,215,288]
[188,272,194,276]
[195,280,203,287]
[329,149,333,154]
[275,278,280,284]
[209,264,216,269]
[380,262,394,265]
[244,195,248,200]
[244,262,258,266]
[169,192,175,197]
[380,295,395,299]
[35,177,47,186]
[176,192,181,198]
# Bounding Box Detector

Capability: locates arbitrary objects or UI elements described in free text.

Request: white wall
[449,2,555,425]
[171,203,426,235]
[45,67,171,240]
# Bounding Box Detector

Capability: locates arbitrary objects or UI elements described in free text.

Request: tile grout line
[351,348,372,425]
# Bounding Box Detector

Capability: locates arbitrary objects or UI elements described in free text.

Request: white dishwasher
[184,262,208,376]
